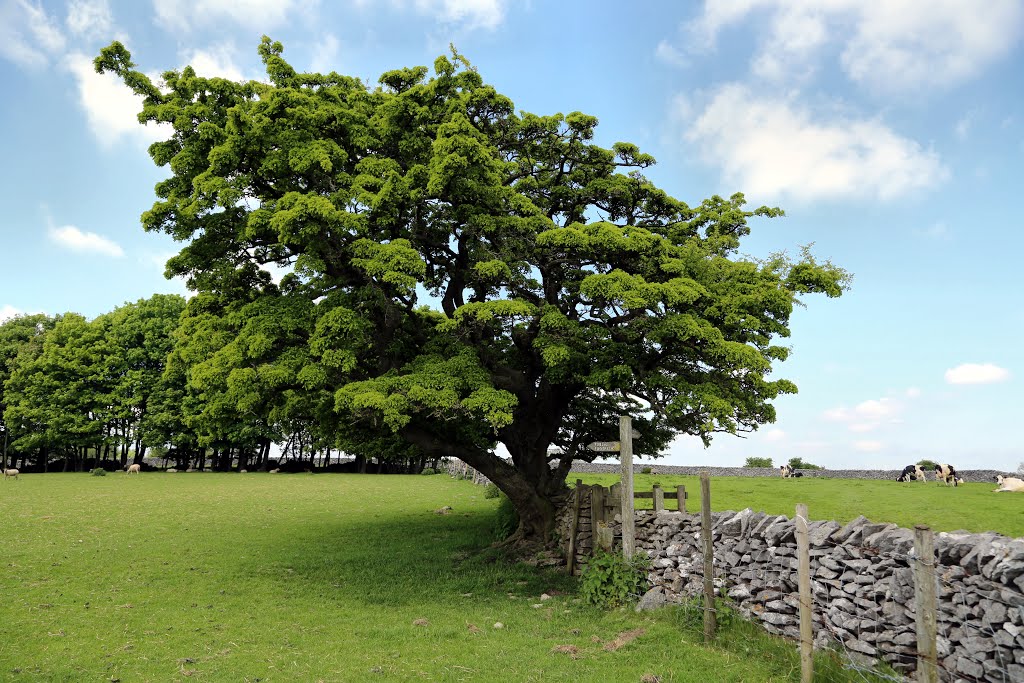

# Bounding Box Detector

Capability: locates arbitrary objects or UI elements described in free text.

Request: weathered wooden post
[700,471,716,643]
[586,418,640,559]
[652,485,664,513]
[913,525,939,683]
[796,503,813,683]
[567,483,583,575]
[676,485,686,513]
[619,415,635,560]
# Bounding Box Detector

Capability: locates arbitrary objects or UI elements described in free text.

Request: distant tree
[744,457,772,468]
[97,39,849,543]
[787,457,822,471]
[4,313,110,471]
[0,313,59,469]
[916,458,939,471]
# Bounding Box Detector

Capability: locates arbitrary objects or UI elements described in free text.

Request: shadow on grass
[241,506,577,608]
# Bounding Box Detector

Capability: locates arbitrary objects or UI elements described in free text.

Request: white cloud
[905,387,921,398]
[944,363,1010,385]
[153,0,305,32]
[683,84,948,202]
[853,440,884,453]
[49,224,125,257]
[683,1,1024,93]
[915,221,953,241]
[180,44,247,81]
[65,52,169,147]
[0,304,25,322]
[66,0,113,40]
[309,34,339,73]
[762,428,785,442]
[824,396,902,433]
[0,0,66,68]
[413,0,506,29]
[954,114,973,140]
[655,40,688,68]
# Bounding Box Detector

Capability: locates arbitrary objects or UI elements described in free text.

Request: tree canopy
[95,39,849,540]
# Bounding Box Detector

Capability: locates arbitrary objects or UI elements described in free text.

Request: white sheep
[269,468,280,474]
[166,468,178,473]
[126,463,141,474]
[994,475,1024,492]
[3,468,19,480]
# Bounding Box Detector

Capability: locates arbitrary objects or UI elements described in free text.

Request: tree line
[0,294,411,474]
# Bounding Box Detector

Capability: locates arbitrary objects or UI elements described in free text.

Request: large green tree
[96,40,848,541]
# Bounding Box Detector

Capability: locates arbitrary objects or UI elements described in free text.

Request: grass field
[576,473,1024,538]
[0,472,893,683]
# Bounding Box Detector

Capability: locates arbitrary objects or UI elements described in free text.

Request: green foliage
[916,459,939,470]
[492,494,519,541]
[672,595,736,633]
[744,457,773,468]
[483,482,500,499]
[579,548,650,608]
[95,38,849,541]
[90,468,107,477]
[787,457,823,471]
[421,467,436,475]
[640,466,652,474]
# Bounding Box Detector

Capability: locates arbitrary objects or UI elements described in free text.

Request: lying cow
[779,465,803,478]
[896,464,926,482]
[933,463,961,486]
[994,475,1024,492]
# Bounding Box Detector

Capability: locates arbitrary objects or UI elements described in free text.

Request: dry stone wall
[562,486,1024,682]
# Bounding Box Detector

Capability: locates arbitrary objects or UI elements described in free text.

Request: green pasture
[0,472,887,683]
[577,473,1024,538]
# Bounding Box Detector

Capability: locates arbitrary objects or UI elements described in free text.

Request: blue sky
[1,0,1022,471]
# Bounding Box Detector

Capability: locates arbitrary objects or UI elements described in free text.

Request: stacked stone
[623,509,1024,681]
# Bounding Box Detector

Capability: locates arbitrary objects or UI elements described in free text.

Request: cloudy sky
[1,0,1022,471]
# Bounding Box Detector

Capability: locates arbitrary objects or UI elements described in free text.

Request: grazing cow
[933,463,960,486]
[994,475,1024,492]
[3,468,19,480]
[126,463,141,474]
[896,465,926,482]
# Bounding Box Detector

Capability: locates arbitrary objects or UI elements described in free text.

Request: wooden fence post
[567,485,582,575]
[913,525,939,683]
[677,485,686,513]
[796,503,813,683]
[652,485,664,512]
[619,415,635,560]
[700,471,716,643]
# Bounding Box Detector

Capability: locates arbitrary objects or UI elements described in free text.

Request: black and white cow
[896,464,925,482]
[934,463,962,486]
[779,464,803,478]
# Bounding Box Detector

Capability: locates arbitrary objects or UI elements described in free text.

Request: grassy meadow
[577,472,1024,538]
[3,470,1014,681]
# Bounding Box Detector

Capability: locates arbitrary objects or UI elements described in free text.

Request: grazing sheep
[994,475,1024,492]
[126,463,141,474]
[896,464,926,482]
[3,468,19,480]
[933,463,960,486]
[269,468,280,474]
